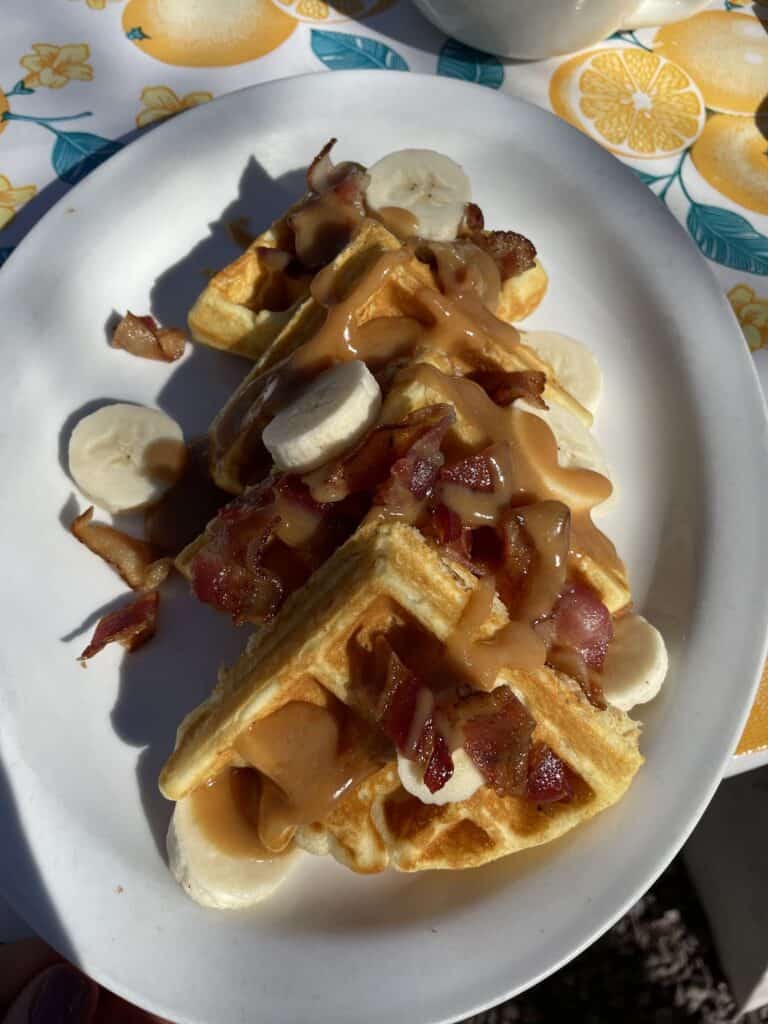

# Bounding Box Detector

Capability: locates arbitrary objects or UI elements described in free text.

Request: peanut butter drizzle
[415,239,501,312]
[376,205,419,241]
[446,576,546,690]
[190,767,276,859]
[233,701,380,853]
[402,363,620,576]
[272,490,322,548]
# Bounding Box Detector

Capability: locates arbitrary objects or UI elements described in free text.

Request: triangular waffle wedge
[188,202,313,360]
[160,523,641,873]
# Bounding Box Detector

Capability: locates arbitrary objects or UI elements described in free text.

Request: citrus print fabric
[0,0,766,748]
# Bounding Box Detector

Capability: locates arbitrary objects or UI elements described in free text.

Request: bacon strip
[470,369,546,409]
[440,451,496,492]
[468,230,537,281]
[526,742,574,804]
[111,312,186,363]
[551,582,613,670]
[306,404,456,504]
[79,590,159,662]
[456,686,535,797]
[71,507,171,591]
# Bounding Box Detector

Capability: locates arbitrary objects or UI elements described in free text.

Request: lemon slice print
[270,0,392,20]
[123,0,297,67]
[692,115,768,217]
[653,12,768,116]
[550,47,705,159]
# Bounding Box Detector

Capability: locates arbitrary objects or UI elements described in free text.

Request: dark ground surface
[466,858,767,1024]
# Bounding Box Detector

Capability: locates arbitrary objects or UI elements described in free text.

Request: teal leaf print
[437,39,503,89]
[52,131,123,185]
[0,247,14,268]
[311,30,408,71]
[126,26,150,40]
[687,203,768,275]
[6,79,34,97]
[630,168,663,186]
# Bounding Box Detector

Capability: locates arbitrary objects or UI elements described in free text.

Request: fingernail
[29,965,97,1024]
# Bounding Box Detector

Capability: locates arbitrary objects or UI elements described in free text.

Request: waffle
[161,522,642,873]
[187,203,312,360]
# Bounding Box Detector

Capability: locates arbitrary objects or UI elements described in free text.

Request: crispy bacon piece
[71,507,171,591]
[440,452,496,492]
[457,686,535,796]
[289,139,370,268]
[469,230,537,281]
[460,202,485,234]
[79,590,159,662]
[375,409,455,511]
[551,582,613,671]
[306,404,455,504]
[470,369,546,410]
[422,504,473,565]
[111,312,186,363]
[526,742,574,804]
[371,637,455,793]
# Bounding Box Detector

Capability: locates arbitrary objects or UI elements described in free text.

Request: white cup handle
[620,0,709,30]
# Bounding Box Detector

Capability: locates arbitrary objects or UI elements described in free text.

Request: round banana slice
[601,614,669,712]
[68,403,186,514]
[263,360,381,473]
[168,798,299,910]
[520,331,603,415]
[365,148,471,241]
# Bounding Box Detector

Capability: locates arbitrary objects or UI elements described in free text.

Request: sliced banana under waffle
[161,523,642,874]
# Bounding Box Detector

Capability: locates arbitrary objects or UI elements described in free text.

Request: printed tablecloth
[1,0,766,754]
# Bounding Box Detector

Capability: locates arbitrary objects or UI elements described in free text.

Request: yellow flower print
[80,0,122,8]
[0,176,37,231]
[20,44,93,90]
[135,86,213,128]
[729,285,768,352]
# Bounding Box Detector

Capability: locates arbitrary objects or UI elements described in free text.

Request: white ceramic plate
[1,72,767,1024]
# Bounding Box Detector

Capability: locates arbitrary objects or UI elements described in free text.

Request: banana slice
[520,331,603,414]
[68,403,186,515]
[263,360,381,473]
[601,614,669,713]
[168,798,299,910]
[365,149,471,242]
[397,747,485,807]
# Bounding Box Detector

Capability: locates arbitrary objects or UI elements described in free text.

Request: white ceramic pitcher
[411,0,711,59]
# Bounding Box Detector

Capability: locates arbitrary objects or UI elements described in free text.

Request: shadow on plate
[107,156,310,863]
[0,756,75,961]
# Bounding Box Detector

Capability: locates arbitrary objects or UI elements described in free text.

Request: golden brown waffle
[161,522,642,873]
[188,203,311,360]
[497,258,549,323]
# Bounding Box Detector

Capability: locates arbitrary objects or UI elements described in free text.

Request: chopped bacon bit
[376,409,454,511]
[111,312,186,363]
[470,369,547,409]
[373,636,421,750]
[457,686,535,796]
[526,743,574,804]
[422,504,473,565]
[423,730,454,793]
[192,553,283,623]
[440,452,496,492]
[71,507,171,591]
[307,404,455,504]
[79,590,159,662]
[461,202,485,234]
[551,582,613,671]
[469,230,537,281]
[306,138,338,193]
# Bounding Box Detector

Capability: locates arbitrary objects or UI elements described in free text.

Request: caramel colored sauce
[190,767,273,858]
[415,239,501,312]
[234,700,381,852]
[446,576,546,690]
[376,206,418,241]
[273,491,322,548]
